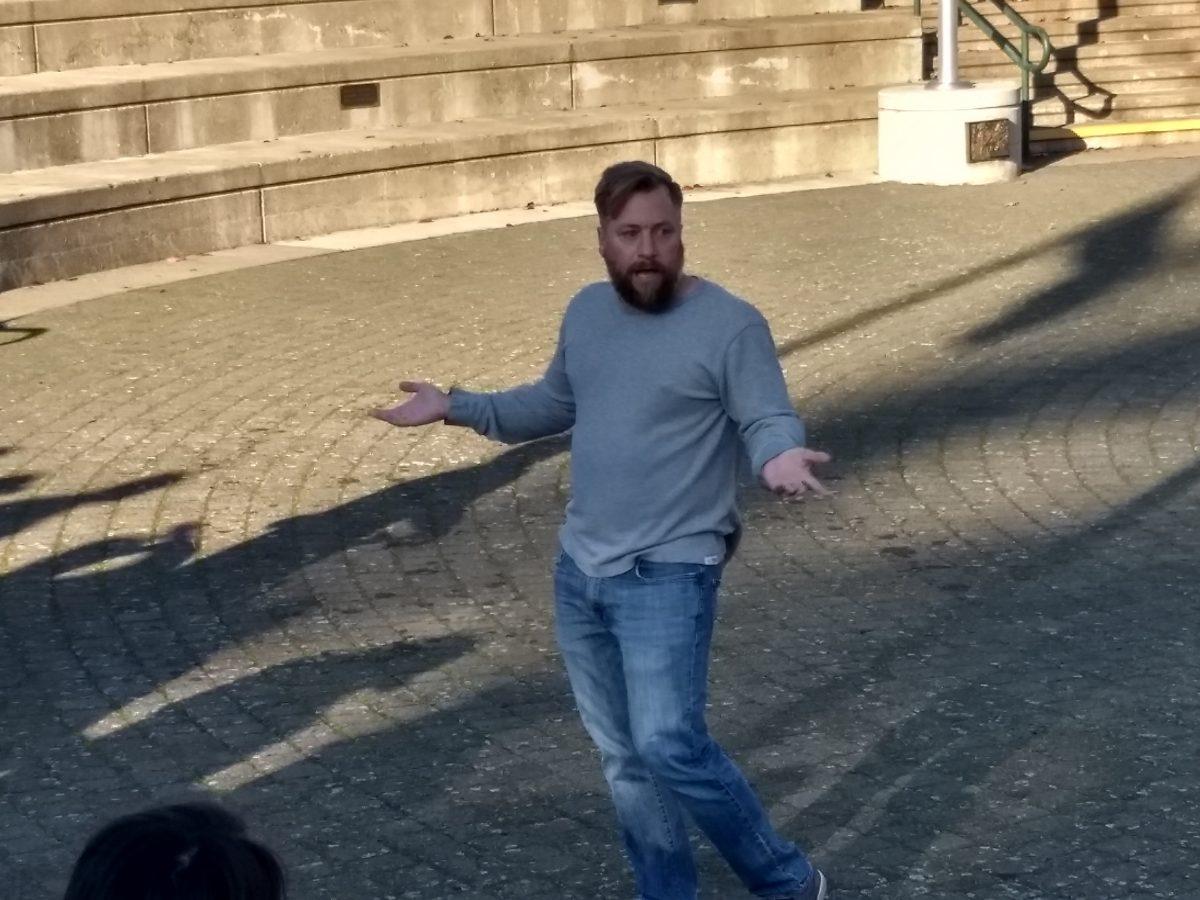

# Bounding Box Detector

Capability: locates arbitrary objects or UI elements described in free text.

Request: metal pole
[936,0,968,88]
[1021,30,1031,162]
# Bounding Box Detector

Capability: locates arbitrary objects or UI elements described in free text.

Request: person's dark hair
[63,802,286,900]
[594,161,683,222]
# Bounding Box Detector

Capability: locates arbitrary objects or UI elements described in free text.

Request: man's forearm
[449,383,575,443]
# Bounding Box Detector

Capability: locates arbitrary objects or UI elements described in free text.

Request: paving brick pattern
[3,157,1200,899]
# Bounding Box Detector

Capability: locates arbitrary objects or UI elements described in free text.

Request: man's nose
[635,231,656,258]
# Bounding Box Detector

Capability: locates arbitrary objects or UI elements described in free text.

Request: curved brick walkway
[3,156,1200,899]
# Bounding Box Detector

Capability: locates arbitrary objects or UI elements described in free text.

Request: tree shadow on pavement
[8,173,1200,898]
[217,669,629,899]
[718,309,1200,896]
[774,171,1200,363]
[77,630,477,803]
[735,455,1200,898]
[0,436,569,896]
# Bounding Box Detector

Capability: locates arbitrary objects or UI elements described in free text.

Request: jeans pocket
[633,559,706,584]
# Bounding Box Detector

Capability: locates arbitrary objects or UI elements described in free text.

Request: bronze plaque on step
[967,119,1011,163]
[340,82,381,109]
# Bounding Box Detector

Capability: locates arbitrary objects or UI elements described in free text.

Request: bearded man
[373,161,830,900]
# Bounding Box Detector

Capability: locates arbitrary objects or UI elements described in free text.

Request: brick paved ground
[3,156,1200,899]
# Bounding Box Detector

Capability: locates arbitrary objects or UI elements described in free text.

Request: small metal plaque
[967,119,1011,163]
[340,82,381,109]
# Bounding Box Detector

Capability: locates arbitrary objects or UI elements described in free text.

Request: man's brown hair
[594,161,683,222]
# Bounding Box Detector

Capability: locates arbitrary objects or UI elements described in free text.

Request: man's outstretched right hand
[370,381,451,427]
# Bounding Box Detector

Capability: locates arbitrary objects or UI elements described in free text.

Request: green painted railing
[914,0,1053,102]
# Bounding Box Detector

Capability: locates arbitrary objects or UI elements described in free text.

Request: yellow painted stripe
[1031,118,1200,140]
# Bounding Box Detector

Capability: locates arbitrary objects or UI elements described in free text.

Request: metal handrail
[914,0,1053,102]
[961,1,1052,101]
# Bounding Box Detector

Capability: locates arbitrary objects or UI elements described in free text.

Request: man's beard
[606,259,681,314]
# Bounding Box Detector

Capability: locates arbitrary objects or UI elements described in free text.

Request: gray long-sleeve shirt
[448,278,805,577]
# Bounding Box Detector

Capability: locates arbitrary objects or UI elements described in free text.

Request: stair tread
[919,0,1200,11]
[960,37,1200,65]
[962,33,1200,51]
[1031,116,1200,132]
[1035,82,1200,101]
[0,85,887,211]
[956,12,1200,36]
[0,0,346,27]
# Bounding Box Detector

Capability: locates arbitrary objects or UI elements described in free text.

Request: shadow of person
[358,433,570,548]
[0,320,49,348]
[0,473,37,495]
[0,471,186,541]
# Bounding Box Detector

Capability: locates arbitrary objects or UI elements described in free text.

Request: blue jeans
[554,549,818,900]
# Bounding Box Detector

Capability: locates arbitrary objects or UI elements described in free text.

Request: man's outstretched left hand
[761,447,832,499]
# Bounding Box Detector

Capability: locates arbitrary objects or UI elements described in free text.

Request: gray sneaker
[771,867,828,900]
[808,869,828,900]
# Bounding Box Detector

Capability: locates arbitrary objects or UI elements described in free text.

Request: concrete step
[1030,62,1200,94]
[1004,0,1199,15]
[0,0,863,74]
[0,13,921,173]
[1030,116,1200,152]
[961,46,1200,79]
[959,35,1200,70]
[956,13,1200,49]
[0,87,887,290]
[1032,84,1200,124]
[915,0,1200,15]
[1030,61,1200,96]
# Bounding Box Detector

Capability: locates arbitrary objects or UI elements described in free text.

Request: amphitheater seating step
[0,7,924,289]
[0,13,918,173]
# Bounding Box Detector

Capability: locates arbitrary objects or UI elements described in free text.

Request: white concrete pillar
[877,81,1023,186]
